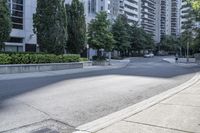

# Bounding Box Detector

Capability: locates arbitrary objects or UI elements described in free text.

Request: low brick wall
[0,62,83,74]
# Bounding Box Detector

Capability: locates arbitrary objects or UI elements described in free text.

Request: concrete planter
[92,60,109,66]
[0,62,83,74]
[82,61,93,67]
[178,58,196,63]
[194,54,200,64]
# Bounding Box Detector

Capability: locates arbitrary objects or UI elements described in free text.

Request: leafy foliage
[160,35,179,52]
[130,25,155,52]
[0,0,12,50]
[112,15,130,53]
[66,0,86,54]
[88,11,115,55]
[187,0,200,20]
[0,53,80,64]
[33,0,68,54]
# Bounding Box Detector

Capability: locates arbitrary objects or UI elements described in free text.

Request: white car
[144,53,154,58]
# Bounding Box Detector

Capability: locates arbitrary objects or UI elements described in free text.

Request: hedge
[0,53,80,64]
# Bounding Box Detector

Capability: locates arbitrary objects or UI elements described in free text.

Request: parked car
[144,53,154,58]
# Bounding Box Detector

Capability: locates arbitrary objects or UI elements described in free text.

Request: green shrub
[0,53,81,64]
[92,56,106,61]
[79,58,88,62]
[0,54,12,64]
[63,54,80,62]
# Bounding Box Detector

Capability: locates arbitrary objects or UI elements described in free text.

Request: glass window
[8,0,24,30]
[5,45,23,52]
[8,37,23,43]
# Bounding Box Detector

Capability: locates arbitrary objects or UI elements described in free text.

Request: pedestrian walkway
[0,59,130,81]
[74,72,200,133]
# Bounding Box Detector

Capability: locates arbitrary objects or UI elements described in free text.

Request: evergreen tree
[33,0,67,54]
[112,15,130,56]
[0,0,12,50]
[88,11,115,56]
[66,0,86,54]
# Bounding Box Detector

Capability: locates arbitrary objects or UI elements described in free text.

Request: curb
[0,59,130,81]
[162,58,175,64]
[73,72,200,133]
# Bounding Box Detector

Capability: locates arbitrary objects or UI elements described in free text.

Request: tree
[187,0,200,53]
[112,15,130,56]
[187,0,200,20]
[130,25,155,54]
[160,35,179,52]
[181,2,196,56]
[66,0,86,54]
[33,0,67,54]
[0,0,12,50]
[88,11,115,57]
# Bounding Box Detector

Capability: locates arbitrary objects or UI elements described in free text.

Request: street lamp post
[187,42,189,63]
[86,44,89,60]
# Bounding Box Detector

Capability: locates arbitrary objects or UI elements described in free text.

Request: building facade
[119,0,141,24]
[5,0,37,52]
[159,0,181,40]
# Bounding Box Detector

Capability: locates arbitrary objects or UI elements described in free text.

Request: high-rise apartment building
[171,0,180,36]
[119,0,141,24]
[160,0,172,37]
[159,0,181,40]
[140,0,163,42]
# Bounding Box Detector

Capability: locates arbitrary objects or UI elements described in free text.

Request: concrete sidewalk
[74,72,200,133]
[0,59,130,81]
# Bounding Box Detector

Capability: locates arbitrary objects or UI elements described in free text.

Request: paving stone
[126,104,200,133]
[96,121,185,133]
[180,85,200,95]
[161,94,200,107]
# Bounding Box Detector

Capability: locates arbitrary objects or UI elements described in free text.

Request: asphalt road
[0,57,199,133]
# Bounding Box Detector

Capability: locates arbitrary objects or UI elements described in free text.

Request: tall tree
[160,35,178,52]
[130,25,155,53]
[88,11,115,56]
[0,0,12,50]
[33,0,67,54]
[187,0,200,53]
[112,15,130,56]
[187,0,200,20]
[181,1,195,55]
[66,0,86,54]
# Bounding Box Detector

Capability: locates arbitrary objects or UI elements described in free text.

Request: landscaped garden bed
[0,52,81,64]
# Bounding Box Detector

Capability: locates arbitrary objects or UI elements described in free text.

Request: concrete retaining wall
[0,62,83,74]
[82,61,93,67]
[178,58,196,63]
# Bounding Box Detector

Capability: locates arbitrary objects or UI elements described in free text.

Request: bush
[63,54,80,62]
[79,58,88,62]
[0,53,81,64]
[0,54,12,64]
[92,56,106,61]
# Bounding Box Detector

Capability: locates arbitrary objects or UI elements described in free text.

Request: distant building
[119,0,141,24]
